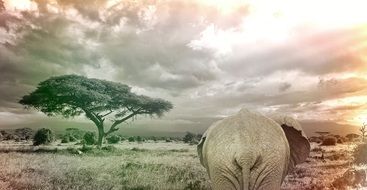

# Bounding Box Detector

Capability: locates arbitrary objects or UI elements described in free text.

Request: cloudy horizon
[1,0,367,136]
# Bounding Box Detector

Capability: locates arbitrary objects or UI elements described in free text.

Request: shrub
[189,139,199,145]
[165,137,172,142]
[80,144,94,153]
[106,135,121,144]
[83,132,97,145]
[0,130,6,135]
[311,147,323,152]
[66,147,82,154]
[14,135,21,142]
[321,136,337,146]
[69,135,77,142]
[346,133,360,141]
[3,133,15,141]
[353,143,367,164]
[119,136,126,141]
[33,128,54,146]
[14,128,34,140]
[309,136,322,143]
[65,128,86,140]
[128,136,135,142]
[61,135,70,143]
[136,136,145,143]
[101,145,118,152]
[150,136,158,142]
[332,168,367,188]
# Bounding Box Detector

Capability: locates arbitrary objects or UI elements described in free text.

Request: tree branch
[81,108,102,127]
[105,108,142,136]
[100,110,114,118]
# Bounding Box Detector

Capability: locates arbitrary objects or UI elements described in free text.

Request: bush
[309,136,322,143]
[65,128,86,140]
[80,144,94,153]
[14,135,21,142]
[346,133,360,141]
[353,143,367,164]
[61,134,77,143]
[119,136,126,141]
[14,128,34,140]
[189,139,199,145]
[321,136,337,146]
[128,136,135,142]
[101,145,118,152]
[69,135,77,142]
[165,137,172,142]
[3,133,15,141]
[83,132,97,145]
[337,137,345,144]
[183,132,196,143]
[61,135,70,143]
[136,136,145,143]
[106,135,121,144]
[33,128,54,146]
[332,168,367,188]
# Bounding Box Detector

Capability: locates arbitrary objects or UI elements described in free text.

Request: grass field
[0,141,365,190]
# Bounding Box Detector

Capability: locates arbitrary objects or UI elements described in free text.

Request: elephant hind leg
[209,167,247,190]
[250,166,285,190]
[210,174,242,190]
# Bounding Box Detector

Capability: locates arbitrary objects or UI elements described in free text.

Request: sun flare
[4,0,34,11]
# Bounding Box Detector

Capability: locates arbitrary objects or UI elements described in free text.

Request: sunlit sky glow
[1,0,367,135]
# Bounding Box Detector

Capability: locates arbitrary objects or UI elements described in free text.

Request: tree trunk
[97,124,104,147]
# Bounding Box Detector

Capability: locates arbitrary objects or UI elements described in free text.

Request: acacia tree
[19,75,173,147]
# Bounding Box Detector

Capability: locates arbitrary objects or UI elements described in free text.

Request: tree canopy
[19,74,173,146]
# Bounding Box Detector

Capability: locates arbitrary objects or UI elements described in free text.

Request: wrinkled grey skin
[198,108,310,190]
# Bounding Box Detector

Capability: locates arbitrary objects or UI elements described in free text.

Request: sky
[0,0,367,136]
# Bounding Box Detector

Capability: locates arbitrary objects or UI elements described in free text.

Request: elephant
[197,108,310,190]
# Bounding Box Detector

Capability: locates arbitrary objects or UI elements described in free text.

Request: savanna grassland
[0,140,366,190]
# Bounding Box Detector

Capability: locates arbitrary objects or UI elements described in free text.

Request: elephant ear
[197,130,207,167]
[271,115,311,171]
[197,120,222,168]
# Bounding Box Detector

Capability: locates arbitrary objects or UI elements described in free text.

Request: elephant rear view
[197,108,310,190]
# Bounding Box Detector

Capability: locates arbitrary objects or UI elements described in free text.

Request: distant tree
[19,75,173,147]
[33,128,54,146]
[360,123,366,142]
[183,132,196,143]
